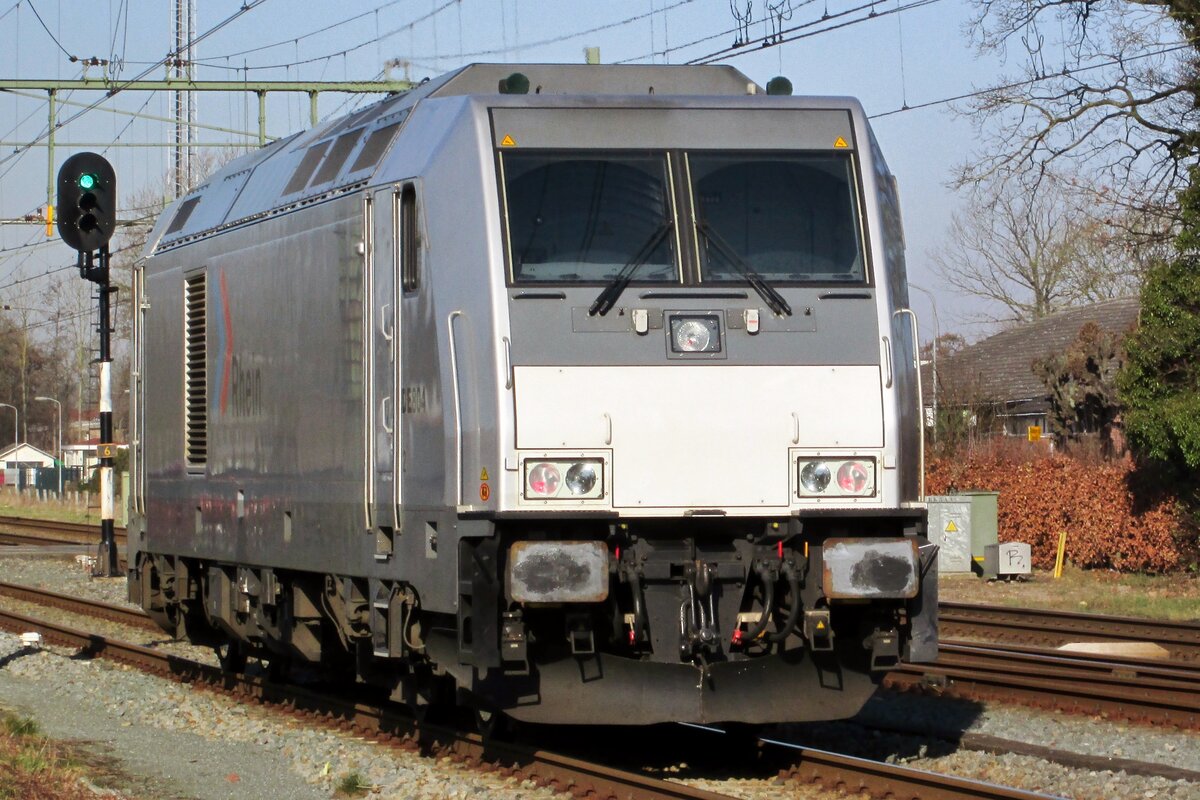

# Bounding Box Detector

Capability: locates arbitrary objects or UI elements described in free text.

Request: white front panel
[514,365,883,508]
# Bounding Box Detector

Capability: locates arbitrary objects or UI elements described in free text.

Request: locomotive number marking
[480,483,491,502]
[400,385,428,414]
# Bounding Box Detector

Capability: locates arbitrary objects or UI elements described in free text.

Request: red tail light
[836,461,870,493]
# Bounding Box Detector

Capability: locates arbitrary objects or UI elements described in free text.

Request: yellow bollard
[1053,530,1068,578]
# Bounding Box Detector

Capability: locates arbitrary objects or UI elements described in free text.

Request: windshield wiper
[588,220,674,316]
[695,222,792,317]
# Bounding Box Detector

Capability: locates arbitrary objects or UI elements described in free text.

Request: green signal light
[78,173,97,190]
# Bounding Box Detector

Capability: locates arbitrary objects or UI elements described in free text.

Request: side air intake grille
[184,273,208,468]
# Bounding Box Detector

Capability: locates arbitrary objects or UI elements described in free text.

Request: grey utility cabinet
[927,491,999,575]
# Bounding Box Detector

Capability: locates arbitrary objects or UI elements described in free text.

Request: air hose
[741,562,776,642]
[768,560,803,643]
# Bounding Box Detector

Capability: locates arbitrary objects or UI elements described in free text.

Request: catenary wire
[869,40,1194,118]
[26,0,74,60]
[187,0,457,73]
[0,0,270,169]
[686,0,943,64]
[203,0,408,61]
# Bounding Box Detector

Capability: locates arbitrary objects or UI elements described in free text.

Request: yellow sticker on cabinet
[833,137,849,148]
[500,134,517,147]
[480,468,490,481]
[945,520,959,533]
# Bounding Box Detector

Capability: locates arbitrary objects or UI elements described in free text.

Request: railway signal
[56,152,116,253]
[55,152,120,578]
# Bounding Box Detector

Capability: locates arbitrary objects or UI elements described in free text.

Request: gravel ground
[2,553,1200,800]
[781,694,1200,799]
[0,554,567,800]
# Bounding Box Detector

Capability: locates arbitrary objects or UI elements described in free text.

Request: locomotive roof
[145,63,769,253]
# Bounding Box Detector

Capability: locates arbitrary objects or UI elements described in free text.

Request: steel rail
[0,515,127,550]
[0,581,154,630]
[940,601,1200,662]
[765,737,1059,800]
[888,640,1200,729]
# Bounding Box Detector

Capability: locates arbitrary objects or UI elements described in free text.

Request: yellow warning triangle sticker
[945,520,958,533]
[833,137,849,148]
[480,468,490,481]
[500,134,517,147]
[816,621,826,629]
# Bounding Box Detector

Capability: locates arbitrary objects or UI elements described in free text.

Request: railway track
[0,517,1196,728]
[0,582,1060,800]
[886,639,1200,729]
[941,601,1200,662]
[0,514,127,550]
[10,579,1189,734]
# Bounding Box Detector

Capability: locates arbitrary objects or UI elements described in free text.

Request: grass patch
[940,566,1200,621]
[0,499,98,526]
[335,770,374,797]
[0,711,104,800]
[4,715,39,737]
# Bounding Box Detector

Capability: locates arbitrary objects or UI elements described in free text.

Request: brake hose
[741,563,776,641]
[629,571,647,644]
[768,560,803,643]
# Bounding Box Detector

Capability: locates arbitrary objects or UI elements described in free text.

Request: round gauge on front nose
[674,319,711,352]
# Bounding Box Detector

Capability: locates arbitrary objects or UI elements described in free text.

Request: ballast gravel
[2,552,1200,800]
[0,555,566,800]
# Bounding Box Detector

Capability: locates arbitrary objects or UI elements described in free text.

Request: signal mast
[56,152,120,577]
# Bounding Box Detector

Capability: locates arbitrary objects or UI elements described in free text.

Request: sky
[0,0,1028,343]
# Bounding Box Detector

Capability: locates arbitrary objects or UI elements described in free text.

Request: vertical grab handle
[380,396,393,434]
[380,302,393,342]
[502,336,513,390]
[447,310,464,506]
[882,336,893,389]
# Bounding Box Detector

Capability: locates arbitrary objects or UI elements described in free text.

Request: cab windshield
[501,152,676,284]
[690,153,865,283]
[500,150,866,285]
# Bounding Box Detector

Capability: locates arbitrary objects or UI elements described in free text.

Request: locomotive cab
[129,64,933,727]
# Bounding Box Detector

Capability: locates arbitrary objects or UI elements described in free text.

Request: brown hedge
[926,451,1194,572]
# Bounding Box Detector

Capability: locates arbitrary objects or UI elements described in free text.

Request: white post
[909,284,941,447]
[34,396,61,495]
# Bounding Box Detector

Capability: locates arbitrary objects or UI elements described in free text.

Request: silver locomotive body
[129,64,934,725]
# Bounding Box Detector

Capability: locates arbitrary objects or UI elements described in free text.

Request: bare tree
[958,0,1198,233]
[933,173,1160,322]
[934,178,1083,322]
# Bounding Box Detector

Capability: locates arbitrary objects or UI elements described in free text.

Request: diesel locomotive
[128,63,936,725]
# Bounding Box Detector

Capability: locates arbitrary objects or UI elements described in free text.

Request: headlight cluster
[524,459,604,500]
[798,458,876,497]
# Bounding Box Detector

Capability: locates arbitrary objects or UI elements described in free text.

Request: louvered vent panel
[184,274,208,468]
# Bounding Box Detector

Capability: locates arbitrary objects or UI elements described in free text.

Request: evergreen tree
[1118,166,1200,482]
